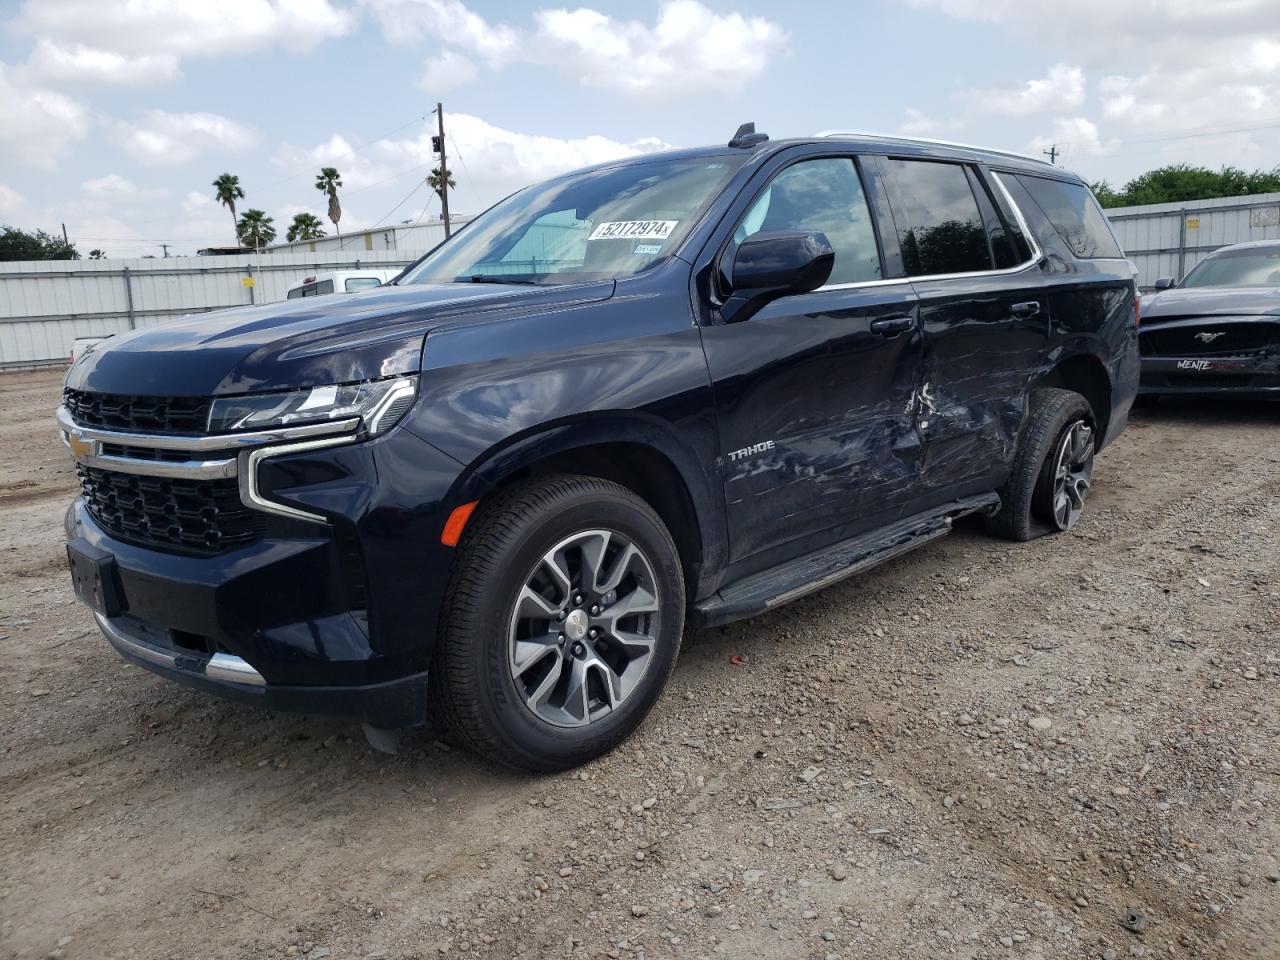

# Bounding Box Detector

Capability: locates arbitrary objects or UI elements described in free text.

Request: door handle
[1011,300,1041,319]
[869,315,914,336]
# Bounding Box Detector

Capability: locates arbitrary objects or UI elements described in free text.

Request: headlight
[207,376,418,436]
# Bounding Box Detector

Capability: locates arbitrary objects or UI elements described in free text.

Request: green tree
[212,173,246,243]
[286,212,327,243]
[0,225,79,261]
[236,209,276,251]
[315,167,343,235]
[1093,164,1280,208]
[88,248,106,259]
[427,166,456,198]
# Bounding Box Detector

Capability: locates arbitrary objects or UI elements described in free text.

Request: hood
[65,280,614,397]
[1141,285,1280,321]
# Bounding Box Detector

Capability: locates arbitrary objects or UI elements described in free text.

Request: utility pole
[434,102,452,239]
[159,243,171,258]
[1042,144,1060,165]
[61,222,69,246]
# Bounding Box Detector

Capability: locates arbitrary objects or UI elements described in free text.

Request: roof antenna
[728,122,769,149]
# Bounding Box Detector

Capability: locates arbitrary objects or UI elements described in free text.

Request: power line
[371,178,429,229]
[1052,115,1280,150]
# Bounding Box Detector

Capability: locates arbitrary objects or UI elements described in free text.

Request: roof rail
[813,130,1052,166]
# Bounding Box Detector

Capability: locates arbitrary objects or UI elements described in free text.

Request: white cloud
[0,184,24,217]
[12,0,352,85]
[274,113,671,221]
[112,110,257,166]
[81,174,167,200]
[897,108,959,138]
[25,39,181,86]
[1030,117,1104,158]
[420,49,479,92]
[0,63,91,169]
[965,63,1085,115]
[363,0,520,60]
[361,0,787,96]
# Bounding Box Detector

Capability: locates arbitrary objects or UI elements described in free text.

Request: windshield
[1181,248,1280,288]
[399,156,742,286]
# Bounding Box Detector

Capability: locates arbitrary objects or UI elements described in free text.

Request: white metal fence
[1105,192,1280,289]
[0,250,420,368]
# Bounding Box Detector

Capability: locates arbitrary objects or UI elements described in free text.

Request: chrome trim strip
[76,451,238,480]
[94,612,266,687]
[207,652,268,686]
[991,172,1045,263]
[239,433,360,523]
[56,406,360,452]
[811,169,1045,294]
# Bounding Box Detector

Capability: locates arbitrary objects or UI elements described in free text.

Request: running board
[689,493,1000,629]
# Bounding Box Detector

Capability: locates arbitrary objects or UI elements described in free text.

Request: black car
[1138,240,1280,397]
[60,125,1139,770]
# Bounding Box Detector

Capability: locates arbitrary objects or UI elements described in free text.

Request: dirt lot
[0,367,1277,960]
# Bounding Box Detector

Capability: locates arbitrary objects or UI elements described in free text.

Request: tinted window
[286,288,305,299]
[345,277,382,291]
[966,168,1023,269]
[1013,175,1123,259]
[731,158,882,286]
[881,159,993,276]
[315,280,334,294]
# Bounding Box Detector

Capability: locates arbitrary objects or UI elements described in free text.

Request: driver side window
[730,158,883,287]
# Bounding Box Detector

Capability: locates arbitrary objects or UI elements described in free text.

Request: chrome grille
[76,464,264,553]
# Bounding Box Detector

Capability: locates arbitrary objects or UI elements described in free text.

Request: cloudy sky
[1,0,1277,258]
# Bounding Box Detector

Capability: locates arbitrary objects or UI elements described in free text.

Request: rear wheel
[431,475,684,771]
[986,388,1096,541]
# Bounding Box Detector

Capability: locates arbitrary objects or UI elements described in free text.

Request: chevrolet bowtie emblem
[66,430,99,460]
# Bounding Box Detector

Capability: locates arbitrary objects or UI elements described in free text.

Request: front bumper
[1139,355,1280,396]
[94,609,427,727]
[60,413,480,729]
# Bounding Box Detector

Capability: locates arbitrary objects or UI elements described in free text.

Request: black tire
[430,475,685,772]
[985,388,1095,542]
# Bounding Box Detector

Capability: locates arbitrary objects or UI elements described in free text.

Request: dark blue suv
[60,126,1139,770]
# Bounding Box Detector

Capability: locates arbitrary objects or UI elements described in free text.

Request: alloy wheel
[1050,419,1094,530]
[508,529,661,728]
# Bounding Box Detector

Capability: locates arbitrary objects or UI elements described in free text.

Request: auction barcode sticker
[589,220,678,241]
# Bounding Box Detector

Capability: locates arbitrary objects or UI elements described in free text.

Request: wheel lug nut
[589,604,600,615]
[573,593,584,606]
[557,610,567,621]
[589,627,600,639]
[572,642,584,656]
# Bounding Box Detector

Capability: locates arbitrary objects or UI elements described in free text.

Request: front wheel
[430,475,685,771]
[986,388,1096,542]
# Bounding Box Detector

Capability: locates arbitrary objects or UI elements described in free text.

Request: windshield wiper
[458,274,544,285]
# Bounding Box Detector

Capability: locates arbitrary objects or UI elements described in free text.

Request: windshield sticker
[633,243,663,256]
[589,220,678,241]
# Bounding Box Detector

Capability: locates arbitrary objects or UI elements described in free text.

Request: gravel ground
[1,367,1277,960]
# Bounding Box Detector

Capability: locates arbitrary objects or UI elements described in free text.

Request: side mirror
[1154,277,1176,291]
[721,230,835,323]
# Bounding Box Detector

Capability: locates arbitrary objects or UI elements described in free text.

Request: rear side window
[731,157,883,286]
[345,277,382,291]
[1013,175,1123,259]
[880,159,993,276]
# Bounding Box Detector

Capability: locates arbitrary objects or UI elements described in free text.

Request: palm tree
[286,212,327,243]
[315,167,343,236]
[427,166,456,198]
[88,249,105,259]
[212,173,246,244]
[236,209,276,252]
